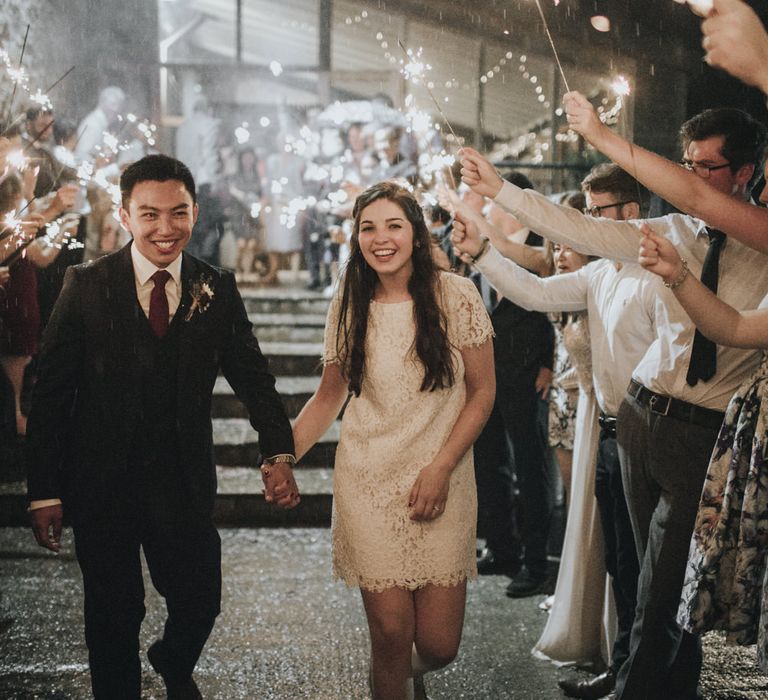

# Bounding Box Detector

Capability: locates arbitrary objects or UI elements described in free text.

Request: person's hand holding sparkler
[702,0,768,95]
[563,91,611,147]
[42,182,79,220]
[459,147,503,199]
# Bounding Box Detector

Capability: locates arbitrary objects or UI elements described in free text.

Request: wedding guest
[454,164,657,697]
[458,104,768,697]
[26,154,300,699]
[291,181,495,700]
[75,85,126,161]
[638,222,768,673]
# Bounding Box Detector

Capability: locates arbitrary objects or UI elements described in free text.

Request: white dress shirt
[477,249,659,416]
[493,181,768,411]
[130,243,183,322]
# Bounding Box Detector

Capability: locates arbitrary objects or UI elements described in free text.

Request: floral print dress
[677,352,768,671]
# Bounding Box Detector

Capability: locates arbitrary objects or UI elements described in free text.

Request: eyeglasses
[583,200,636,217]
[679,160,732,178]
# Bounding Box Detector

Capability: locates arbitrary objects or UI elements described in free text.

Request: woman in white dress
[291,181,495,699]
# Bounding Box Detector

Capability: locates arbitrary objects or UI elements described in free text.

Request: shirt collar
[130,241,183,286]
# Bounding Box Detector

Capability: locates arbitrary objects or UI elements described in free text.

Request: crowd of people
[8,0,768,698]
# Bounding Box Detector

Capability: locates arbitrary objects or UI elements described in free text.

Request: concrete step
[214,375,320,418]
[261,341,324,376]
[240,287,331,316]
[0,466,334,527]
[213,417,338,467]
[249,312,326,343]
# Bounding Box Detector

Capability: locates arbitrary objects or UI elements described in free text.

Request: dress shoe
[147,641,202,700]
[505,567,549,598]
[557,669,615,699]
[476,551,522,577]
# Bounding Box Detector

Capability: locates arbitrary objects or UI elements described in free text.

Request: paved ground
[1,527,767,699]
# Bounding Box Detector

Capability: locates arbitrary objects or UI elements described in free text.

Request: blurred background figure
[74,86,126,161]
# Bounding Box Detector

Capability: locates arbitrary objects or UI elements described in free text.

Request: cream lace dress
[323,272,494,591]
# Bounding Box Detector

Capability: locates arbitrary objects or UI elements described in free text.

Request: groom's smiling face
[120,179,199,268]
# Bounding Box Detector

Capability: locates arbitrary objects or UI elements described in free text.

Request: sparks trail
[4,24,30,126]
[533,0,570,92]
[396,39,458,189]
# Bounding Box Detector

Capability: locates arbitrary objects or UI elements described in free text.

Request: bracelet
[664,259,689,290]
[263,454,296,466]
[470,237,491,264]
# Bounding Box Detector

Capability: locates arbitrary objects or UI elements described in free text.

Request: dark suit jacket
[26,243,294,518]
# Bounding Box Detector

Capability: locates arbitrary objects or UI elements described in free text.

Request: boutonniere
[184,274,215,321]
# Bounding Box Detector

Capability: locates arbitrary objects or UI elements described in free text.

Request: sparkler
[533,0,570,93]
[5,25,30,126]
[396,39,459,188]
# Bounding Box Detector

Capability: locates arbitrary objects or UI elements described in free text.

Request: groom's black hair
[120,154,197,208]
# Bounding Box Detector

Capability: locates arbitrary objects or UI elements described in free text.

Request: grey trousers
[614,393,718,700]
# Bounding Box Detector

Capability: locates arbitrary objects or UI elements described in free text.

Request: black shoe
[505,567,548,598]
[147,641,202,700]
[557,670,616,699]
[477,551,522,577]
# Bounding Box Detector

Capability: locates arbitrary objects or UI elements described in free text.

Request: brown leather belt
[627,379,725,432]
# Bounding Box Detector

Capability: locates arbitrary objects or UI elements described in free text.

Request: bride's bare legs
[361,580,467,700]
[413,581,466,675]
[361,587,415,700]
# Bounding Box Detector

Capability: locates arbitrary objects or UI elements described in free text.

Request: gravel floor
[1,527,766,699]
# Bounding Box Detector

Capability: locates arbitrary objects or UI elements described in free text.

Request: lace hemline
[334,568,477,593]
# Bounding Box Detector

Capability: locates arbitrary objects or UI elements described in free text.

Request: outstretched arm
[639,223,768,348]
[563,90,768,254]
[292,361,349,462]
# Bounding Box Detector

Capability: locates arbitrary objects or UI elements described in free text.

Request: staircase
[212,284,336,526]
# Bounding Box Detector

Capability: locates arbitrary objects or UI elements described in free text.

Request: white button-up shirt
[477,249,659,416]
[493,181,768,411]
[130,243,182,321]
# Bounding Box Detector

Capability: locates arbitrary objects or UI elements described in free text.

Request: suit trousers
[473,401,521,562]
[614,394,717,700]
[594,428,640,675]
[72,461,222,699]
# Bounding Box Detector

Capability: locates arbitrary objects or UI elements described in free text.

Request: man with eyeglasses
[454,163,658,699]
[455,105,768,700]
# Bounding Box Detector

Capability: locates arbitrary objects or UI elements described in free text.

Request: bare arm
[292,361,349,462]
[639,224,768,348]
[409,338,495,521]
[564,90,768,254]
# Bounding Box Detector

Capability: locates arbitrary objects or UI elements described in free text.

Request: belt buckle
[649,394,671,416]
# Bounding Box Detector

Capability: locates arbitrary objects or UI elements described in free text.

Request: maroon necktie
[148,270,172,338]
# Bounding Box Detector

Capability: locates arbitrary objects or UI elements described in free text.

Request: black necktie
[686,228,725,386]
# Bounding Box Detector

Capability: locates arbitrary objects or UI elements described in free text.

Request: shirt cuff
[493,180,525,212]
[29,499,62,510]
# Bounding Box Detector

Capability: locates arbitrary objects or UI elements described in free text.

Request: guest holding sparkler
[292,181,495,699]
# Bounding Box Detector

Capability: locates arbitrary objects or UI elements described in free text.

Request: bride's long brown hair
[335,181,455,397]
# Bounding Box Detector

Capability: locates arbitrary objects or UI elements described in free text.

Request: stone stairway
[214,284,335,526]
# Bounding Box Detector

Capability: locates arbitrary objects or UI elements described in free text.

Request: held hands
[408,462,451,522]
[260,462,301,509]
[702,0,768,95]
[459,147,504,199]
[30,504,63,553]
[451,210,483,259]
[638,224,684,283]
[563,91,608,145]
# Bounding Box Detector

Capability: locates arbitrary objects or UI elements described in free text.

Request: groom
[26,154,299,698]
